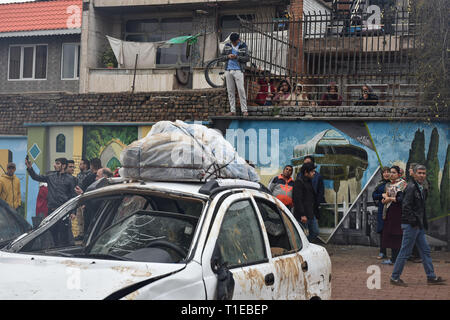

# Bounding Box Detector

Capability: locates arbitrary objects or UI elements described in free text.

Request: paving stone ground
[323,244,450,300]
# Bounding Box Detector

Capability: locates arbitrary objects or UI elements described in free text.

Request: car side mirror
[211,243,235,300]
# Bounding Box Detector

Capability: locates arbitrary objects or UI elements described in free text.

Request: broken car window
[88,211,197,262]
[254,199,293,257]
[216,200,267,268]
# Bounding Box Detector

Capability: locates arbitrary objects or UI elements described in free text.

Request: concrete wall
[48,126,75,168]
[0,35,81,94]
[79,1,122,93]
[88,69,176,92]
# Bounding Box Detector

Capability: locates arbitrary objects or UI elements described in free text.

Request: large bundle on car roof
[120,120,259,182]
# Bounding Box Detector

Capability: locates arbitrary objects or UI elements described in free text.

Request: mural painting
[223,120,449,245]
[83,126,138,171]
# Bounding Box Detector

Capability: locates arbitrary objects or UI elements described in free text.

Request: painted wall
[83,126,138,170]
[224,120,449,237]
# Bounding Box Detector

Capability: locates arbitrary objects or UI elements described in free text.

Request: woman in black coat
[372,167,391,260]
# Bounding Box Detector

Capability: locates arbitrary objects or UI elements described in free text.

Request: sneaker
[225,112,236,116]
[381,259,393,265]
[377,253,386,260]
[390,278,408,287]
[427,277,446,285]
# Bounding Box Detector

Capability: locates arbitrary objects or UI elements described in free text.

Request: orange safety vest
[270,174,294,208]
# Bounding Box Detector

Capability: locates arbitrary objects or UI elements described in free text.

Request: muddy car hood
[0,251,186,299]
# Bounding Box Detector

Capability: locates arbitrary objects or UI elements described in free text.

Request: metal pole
[131,53,138,93]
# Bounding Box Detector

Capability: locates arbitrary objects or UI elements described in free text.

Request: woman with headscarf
[372,167,391,260]
[319,82,343,106]
[291,83,311,106]
[381,166,407,265]
[355,84,378,106]
[273,79,293,107]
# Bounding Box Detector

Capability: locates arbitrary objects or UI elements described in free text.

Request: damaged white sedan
[0,178,331,300]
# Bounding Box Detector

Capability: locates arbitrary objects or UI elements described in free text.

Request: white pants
[225,70,247,113]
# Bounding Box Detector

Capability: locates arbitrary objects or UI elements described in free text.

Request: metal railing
[236,9,419,107]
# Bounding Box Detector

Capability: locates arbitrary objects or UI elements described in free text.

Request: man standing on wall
[222,32,250,117]
[390,165,446,286]
[0,162,21,210]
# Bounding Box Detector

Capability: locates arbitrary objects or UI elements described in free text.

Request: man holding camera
[222,32,249,117]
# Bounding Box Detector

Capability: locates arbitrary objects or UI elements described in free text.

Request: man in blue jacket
[221,32,250,116]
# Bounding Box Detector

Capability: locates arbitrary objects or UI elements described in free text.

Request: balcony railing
[237,9,419,107]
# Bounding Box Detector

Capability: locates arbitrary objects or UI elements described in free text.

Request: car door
[201,192,275,300]
[252,195,308,300]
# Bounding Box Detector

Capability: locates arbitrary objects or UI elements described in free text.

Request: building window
[56,134,66,153]
[62,43,80,79]
[8,45,47,80]
[125,17,193,65]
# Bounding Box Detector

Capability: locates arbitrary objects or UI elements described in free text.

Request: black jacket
[402,180,428,230]
[79,171,96,191]
[292,175,320,221]
[27,168,77,210]
[355,93,378,106]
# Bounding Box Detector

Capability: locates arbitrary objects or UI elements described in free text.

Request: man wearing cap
[0,162,21,210]
[222,32,250,116]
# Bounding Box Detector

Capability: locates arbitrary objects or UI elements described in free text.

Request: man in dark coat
[390,165,446,286]
[296,156,325,206]
[26,157,76,213]
[25,157,77,246]
[293,162,320,243]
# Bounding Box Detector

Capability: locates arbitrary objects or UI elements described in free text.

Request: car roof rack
[198,179,271,196]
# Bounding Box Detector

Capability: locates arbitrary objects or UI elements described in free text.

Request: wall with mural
[83,126,138,171]
[222,120,449,244]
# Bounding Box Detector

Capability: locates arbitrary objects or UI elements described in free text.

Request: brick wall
[0,89,445,135]
[0,89,229,135]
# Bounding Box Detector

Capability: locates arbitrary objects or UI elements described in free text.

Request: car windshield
[88,210,198,262]
[13,190,204,263]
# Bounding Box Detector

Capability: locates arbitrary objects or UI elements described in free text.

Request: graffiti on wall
[83,127,138,171]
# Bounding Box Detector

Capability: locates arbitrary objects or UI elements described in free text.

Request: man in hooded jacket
[0,162,21,210]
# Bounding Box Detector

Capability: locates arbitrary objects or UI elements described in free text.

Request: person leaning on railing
[319,82,343,106]
[291,83,313,107]
[355,84,378,106]
[273,79,293,106]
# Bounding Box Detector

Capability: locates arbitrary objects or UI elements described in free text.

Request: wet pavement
[324,244,450,300]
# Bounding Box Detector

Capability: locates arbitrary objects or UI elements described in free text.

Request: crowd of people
[371,163,445,286]
[25,157,114,235]
[269,159,445,286]
[221,32,379,114]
